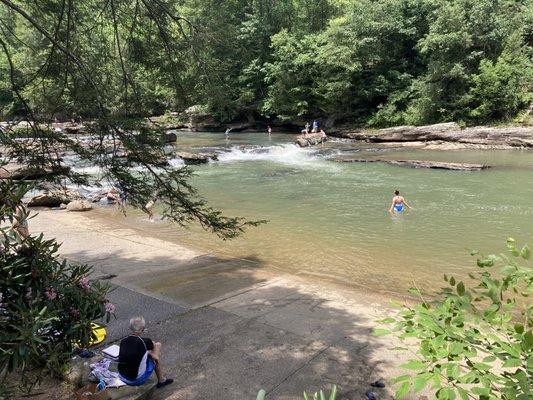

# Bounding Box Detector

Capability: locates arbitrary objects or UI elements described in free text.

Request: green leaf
[400,360,427,370]
[457,281,465,296]
[450,342,463,355]
[413,374,432,393]
[392,375,410,383]
[457,387,469,400]
[472,387,490,396]
[395,382,410,400]
[524,331,533,350]
[514,324,524,334]
[502,358,521,368]
[447,364,460,379]
[449,276,456,286]
[519,245,530,260]
[256,390,266,400]
[328,385,337,400]
[372,328,391,337]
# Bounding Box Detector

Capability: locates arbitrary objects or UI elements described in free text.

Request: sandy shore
[31,208,421,400]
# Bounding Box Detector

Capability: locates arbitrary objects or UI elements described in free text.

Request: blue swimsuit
[394,203,404,212]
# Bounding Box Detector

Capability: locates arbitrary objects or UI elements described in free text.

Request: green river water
[118,132,533,297]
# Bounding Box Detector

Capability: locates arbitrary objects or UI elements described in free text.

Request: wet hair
[394,190,400,195]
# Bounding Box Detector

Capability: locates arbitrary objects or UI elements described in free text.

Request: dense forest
[0,0,531,127]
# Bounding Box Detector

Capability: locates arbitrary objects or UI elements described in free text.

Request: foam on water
[217,143,336,170]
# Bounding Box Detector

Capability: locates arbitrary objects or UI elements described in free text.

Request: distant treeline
[0,0,531,126]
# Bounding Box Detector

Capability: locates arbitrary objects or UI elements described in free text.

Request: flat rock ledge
[332,157,490,171]
[331,122,533,149]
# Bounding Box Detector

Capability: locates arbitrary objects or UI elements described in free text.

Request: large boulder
[90,188,114,203]
[176,151,218,164]
[296,133,328,147]
[66,200,93,212]
[164,131,178,143]
[27,189,83,207]
[0,163,70,180]
[185,105,223,131]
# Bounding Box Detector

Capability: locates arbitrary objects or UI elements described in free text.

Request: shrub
[256,385,337,399]
[0,182,114,389]
[376,239,532,400]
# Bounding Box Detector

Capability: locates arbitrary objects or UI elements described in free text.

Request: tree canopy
[0,0,531,127]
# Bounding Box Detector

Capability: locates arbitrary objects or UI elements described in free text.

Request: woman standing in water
[388,190,412,214]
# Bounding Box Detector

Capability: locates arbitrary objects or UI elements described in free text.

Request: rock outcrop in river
[296,132,327,147]
[176,151,218,164]
[330,122,533,149]
[332,157,490,171]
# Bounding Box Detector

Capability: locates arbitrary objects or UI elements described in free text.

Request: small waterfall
[217,144,320,166]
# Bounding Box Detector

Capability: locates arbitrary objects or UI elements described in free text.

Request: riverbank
[31,208,419,400]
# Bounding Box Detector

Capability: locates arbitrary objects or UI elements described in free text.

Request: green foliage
[256,385,337,400]
[0,182,113,388]
[376,239,532,400]
[1,0,530,126]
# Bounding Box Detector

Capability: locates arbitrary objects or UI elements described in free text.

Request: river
[84,131,533,298]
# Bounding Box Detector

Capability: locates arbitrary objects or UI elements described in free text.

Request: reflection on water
[103,132,533,297]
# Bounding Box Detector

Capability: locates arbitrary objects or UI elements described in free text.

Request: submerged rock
[176,151,218,164]
[332,157,490,171]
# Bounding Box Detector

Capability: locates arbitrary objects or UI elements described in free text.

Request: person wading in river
[388,190,412,214]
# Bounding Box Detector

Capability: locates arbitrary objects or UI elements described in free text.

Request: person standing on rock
[267,125,272,136]
[388,190,412,214]
[312,120,319,133]
[225,127,232,139]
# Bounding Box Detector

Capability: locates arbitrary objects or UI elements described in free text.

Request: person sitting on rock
[118,316,173,389]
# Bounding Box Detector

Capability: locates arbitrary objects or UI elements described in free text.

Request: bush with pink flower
[0,183,114,387]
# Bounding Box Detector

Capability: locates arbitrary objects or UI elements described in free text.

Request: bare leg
[149,342,166,383]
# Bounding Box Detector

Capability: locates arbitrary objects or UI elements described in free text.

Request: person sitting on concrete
[118,316,173,389]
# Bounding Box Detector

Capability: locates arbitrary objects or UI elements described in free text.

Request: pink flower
[44,287,57,301]
[69,307,81,317]
[105,302,115,314]
[78,276,91,292]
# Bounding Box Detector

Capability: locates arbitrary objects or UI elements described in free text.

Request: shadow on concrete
[68,246,412,399]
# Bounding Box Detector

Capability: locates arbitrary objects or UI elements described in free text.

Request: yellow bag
[89,323,107,346]
[74,323,107,348]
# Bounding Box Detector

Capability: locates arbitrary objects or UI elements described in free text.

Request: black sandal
[156,378,174,389]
